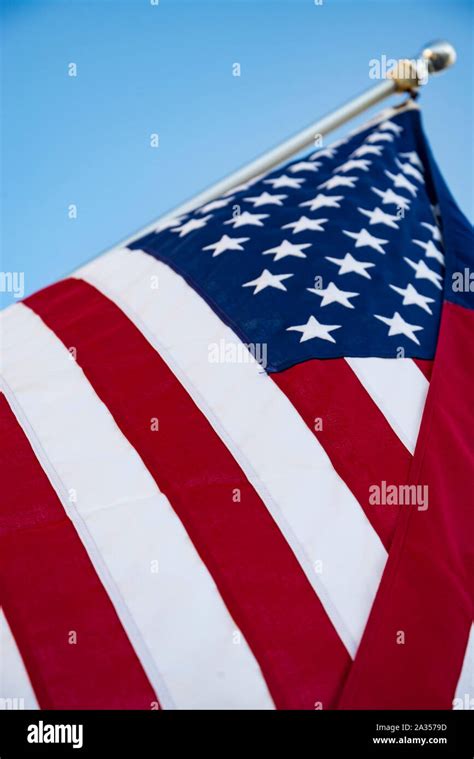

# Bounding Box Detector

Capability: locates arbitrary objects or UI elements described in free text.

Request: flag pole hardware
[391,41,457,92]
[124,40,456,246]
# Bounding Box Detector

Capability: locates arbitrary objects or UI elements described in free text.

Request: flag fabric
[1,101,473,711]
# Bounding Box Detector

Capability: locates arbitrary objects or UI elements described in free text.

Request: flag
[1,101,473,711]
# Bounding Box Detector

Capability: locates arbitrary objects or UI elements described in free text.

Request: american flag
[1,103,473,710]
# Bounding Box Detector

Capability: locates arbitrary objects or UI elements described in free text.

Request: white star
[400,151,424,170]
[197,197,234,214]
[343,227,388,254]
[224,211,269,228]
[244,191,287,207]
[264,175,305,189]
[171,215,212,237]
[395,158,424,183]
[366,131,394,144]
[318,175,358,190]
[374,311,423,345]
[385,170,418,197]
[154,215,186,232]
[289,161,321,173]
[299,193,344,211]
[389,283,436,314]
[202,234,250,257]
[287,315,341,344]
[262,239,311,261]
[282,216,328,234]
[351,144,384,158]
[412,239,445,266]
[309,147,338,160]
[242,269,293,294]
[404,257,443,289]
[371,186,411,210]
[358,206,400,229]
[325,252,375,279]
[307,281,359,308]
[334,159,371,173]
[421,222,443,242]
[379,120,403,135]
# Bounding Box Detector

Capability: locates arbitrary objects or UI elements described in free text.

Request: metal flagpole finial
[420,40,457,74]
[388,40,456,93]
[389,40,457,92]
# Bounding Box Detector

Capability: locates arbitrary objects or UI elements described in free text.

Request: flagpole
[122,40,456,247]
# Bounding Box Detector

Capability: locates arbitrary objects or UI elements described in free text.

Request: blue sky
[1,0,473,307]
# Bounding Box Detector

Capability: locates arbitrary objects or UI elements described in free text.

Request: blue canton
[131,107,446,371]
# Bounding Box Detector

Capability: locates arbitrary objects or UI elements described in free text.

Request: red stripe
[414,358,433,381]
[273,358,412,549]
[337,302,474,709]
[26,278,351,710]
[0,394,158,709]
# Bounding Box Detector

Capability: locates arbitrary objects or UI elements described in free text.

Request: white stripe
[345,357,429,454]
[0,610,38,710]
[0,304,274,710]
[76,247,387,657]
[454,624,474,709]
